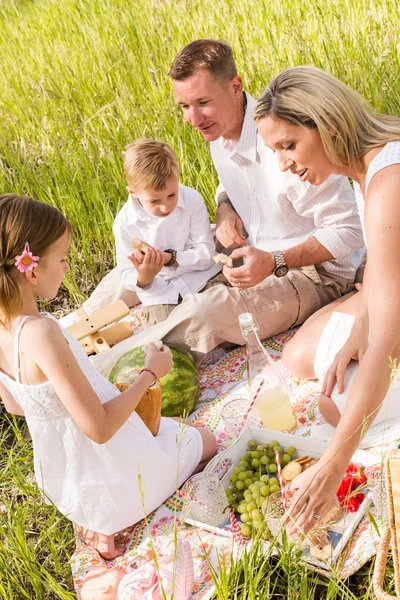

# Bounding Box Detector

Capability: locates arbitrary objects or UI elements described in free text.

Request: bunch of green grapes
[225,439,296,538]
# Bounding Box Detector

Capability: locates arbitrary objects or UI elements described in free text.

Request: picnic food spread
[223,437,369,561]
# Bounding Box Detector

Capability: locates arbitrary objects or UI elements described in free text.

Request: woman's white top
[353,141,400,242]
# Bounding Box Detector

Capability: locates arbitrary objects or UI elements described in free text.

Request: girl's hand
[322,317,368,397]
[285,461,344,535]
[144,344,173,379]
[128,247,165,288]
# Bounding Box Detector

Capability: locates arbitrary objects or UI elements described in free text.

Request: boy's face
[129,176,179,218]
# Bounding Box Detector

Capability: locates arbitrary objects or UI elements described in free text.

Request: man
[93,39,364,376]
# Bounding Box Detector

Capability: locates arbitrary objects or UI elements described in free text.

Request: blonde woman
[254,66,400,533]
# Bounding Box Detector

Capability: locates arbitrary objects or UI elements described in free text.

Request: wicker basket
[373,449,400,599]
[115,369,162,436]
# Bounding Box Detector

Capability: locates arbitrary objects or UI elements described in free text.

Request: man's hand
[216,201,248,249]
[128,247,165,288]
[223,247,275,289]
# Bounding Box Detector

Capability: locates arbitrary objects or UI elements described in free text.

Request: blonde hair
[255,66,400,168]
[168,39,237,83]
[0,194,73,327]
[123,138,180,191]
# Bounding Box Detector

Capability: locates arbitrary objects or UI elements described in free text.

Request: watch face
[275,265,289,277]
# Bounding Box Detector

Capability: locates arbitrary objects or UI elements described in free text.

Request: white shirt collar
[126,188,185,225]
[221,92,258,163]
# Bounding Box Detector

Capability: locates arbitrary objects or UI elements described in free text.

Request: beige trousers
[82,268,140,315]
[142,272,230,326]
[92,265,353,377]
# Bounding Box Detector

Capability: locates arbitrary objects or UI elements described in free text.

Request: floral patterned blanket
[71,306,390,598]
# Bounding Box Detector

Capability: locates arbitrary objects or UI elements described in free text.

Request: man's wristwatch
[272,250,289,277]
[164,249,178,268]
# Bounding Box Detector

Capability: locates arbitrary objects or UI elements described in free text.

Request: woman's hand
[144,344,173,379]
[285,461,344,535]
[322,316,369,397]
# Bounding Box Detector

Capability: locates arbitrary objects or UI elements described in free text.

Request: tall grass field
[0,0,399,597]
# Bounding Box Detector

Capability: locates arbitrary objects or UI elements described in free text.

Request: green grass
[0,0,399,597]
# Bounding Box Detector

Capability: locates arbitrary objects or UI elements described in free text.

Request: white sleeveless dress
[313,142,400,446]
[0,313,203,535]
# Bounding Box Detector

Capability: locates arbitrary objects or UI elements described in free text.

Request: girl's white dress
[0,313,203,535]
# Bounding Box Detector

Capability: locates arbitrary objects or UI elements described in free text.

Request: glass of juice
[255,383,296,432]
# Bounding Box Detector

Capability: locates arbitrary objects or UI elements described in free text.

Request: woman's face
[257,115,336,186]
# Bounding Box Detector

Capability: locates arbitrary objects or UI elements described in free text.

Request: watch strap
[165,249,178,267]
[272,250,288,275]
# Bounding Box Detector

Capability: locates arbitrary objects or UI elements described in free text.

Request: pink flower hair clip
[15,242,40,273]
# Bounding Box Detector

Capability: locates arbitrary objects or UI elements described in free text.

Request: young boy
[113,138,225,325]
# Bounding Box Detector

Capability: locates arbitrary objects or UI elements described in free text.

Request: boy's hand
[128,247,165,288]
[131,243,155,265]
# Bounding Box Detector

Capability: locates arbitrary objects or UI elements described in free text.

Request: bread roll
[132,237,150,254]
[115,369,162,436]
[212,253,233,268]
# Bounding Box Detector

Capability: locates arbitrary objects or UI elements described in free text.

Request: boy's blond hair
[123,138,180,191]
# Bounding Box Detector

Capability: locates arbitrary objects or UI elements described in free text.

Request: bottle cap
[239,312,253,326]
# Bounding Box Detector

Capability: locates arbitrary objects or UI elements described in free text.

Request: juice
[255,388,296,431]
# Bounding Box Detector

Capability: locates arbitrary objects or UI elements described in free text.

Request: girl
[0,194,216,559]
[254,66,400,533]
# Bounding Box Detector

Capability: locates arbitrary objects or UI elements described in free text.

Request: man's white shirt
[113,184,221,305]
[211,93,365,280]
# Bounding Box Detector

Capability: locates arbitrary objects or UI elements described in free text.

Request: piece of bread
[142,338,163,353]
[212,253,233,268]
[115,368,162,436]
[132,237,150,254]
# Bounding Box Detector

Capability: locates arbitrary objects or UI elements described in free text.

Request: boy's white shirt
[113,183,221,305]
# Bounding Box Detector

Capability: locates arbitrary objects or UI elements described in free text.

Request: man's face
[173,69,243,141]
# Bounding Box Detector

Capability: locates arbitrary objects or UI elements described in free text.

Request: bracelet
[139,368,158,387]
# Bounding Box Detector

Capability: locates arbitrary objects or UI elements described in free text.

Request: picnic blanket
[71,306,393,598]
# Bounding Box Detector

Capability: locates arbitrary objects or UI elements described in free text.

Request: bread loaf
[115,369,162,436]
